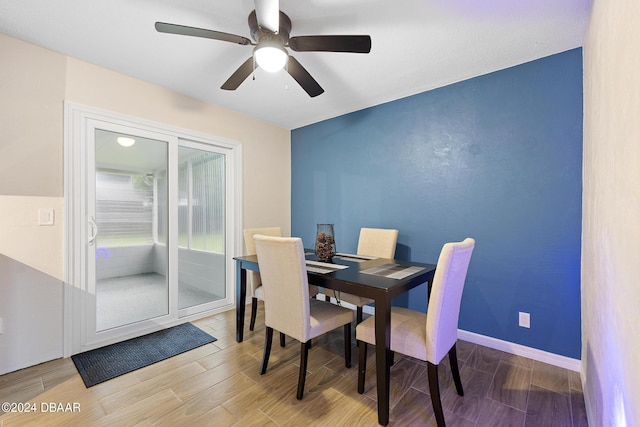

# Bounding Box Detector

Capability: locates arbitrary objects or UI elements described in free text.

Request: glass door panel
[177,144,226,312]
[94,129,169,331]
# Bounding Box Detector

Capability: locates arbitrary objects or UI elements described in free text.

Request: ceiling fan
[155,0,371,97]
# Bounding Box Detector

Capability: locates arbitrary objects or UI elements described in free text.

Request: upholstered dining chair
[243,227,282,332]
[328,227,399,323]
[243,227,319,342]
[254,234,354,400]
[355,238,475,427]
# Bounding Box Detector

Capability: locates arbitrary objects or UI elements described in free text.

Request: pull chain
[283,58,289,90]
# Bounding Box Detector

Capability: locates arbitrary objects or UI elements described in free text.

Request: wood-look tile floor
[0,303,588,426]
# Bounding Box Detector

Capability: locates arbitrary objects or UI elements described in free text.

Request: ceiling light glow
[117,137,136,147]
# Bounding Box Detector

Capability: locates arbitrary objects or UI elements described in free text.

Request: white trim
[456,330,581,372]
[352,303,581,372]
[168,136,179,324]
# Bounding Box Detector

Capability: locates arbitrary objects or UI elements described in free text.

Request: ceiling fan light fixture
[254,39,288,72]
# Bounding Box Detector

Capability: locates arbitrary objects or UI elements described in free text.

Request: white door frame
[63,102,243,356]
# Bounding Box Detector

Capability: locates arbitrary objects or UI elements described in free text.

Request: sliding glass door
[64,103,239,354]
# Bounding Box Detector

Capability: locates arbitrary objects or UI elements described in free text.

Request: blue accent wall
[291,48,583,359]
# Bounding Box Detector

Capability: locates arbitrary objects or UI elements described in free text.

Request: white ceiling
[0,0,592,130]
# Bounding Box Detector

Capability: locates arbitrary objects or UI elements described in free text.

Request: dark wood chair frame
[261,324,352,400]
[357,341,464,427]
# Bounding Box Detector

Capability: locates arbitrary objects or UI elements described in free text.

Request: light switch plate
[38,208,55,226]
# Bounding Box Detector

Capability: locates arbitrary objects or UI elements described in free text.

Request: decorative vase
[315,224,336,262]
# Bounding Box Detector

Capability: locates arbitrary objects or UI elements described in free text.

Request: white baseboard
[348,300,581,372]
[456,330,581,372]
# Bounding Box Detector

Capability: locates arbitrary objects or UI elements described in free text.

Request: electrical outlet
[519,312,530,328]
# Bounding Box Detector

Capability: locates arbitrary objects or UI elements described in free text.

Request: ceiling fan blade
[289,35,372,53]
[155,22,252,46]
[221,57,256,91]
[254,0,279,33]
[286,56,324,97]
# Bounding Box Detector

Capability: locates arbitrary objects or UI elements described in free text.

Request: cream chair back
[244,227,282,255]
[426,238,475,364]
[243,227,282,295]
[254,235,310,342]
[357,227,399,258]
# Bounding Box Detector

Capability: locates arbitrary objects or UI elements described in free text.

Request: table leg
[374,298,392,425]
[236,262,247,342]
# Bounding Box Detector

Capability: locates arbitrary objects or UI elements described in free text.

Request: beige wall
[0,196,64,279]
[0,32,291,374]
[583,0,640,425]
[0,34,66,198]
[0,35,66,279]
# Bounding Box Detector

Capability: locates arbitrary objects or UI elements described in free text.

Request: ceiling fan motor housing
[248,10,291,45]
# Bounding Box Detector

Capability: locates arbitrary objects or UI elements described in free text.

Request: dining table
[233,250,436,426]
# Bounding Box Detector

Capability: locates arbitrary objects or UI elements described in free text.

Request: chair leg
[249,297,258,331]
[357,340,367,394]
[344,324,352,368]
[427,362,446,427]
[260,327,273,375]
[449,344,464,396]
[297,341,311,400]
[280,332,286,347]
[390,351,395,366]
[356,306,363,324]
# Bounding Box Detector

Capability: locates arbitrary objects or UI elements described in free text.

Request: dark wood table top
[233,251,436,301]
